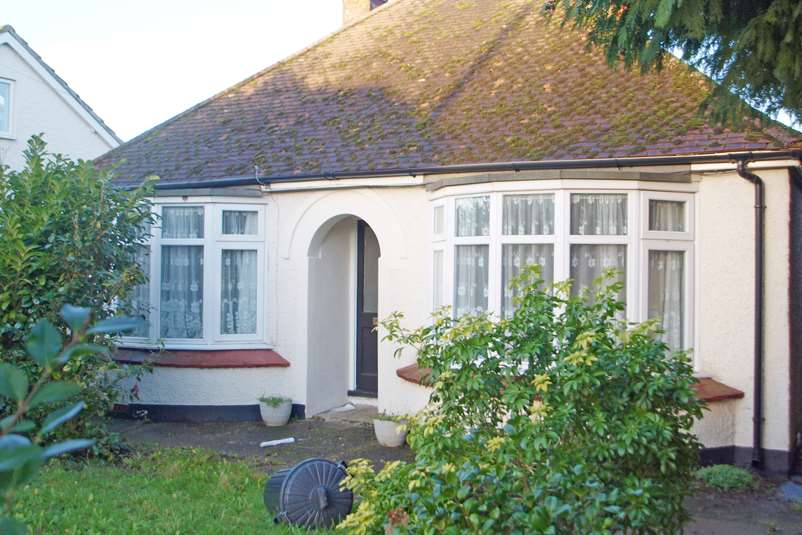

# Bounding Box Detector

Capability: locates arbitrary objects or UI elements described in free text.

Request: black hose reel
[264,458,354,528]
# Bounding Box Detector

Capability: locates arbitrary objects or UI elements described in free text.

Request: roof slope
[99,0,799,186]
[0,25,122,146]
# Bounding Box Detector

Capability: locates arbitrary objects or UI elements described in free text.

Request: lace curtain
[455,245,488,316]
[648,251,684,350]
[130,245,150,337]
[570,194,627,235]
[223,211,258,235]
[160,245,204,338]
[502,244,554,316]
[570,244,627,302]
[162,207,204,239]
[503,194,554,235]
[649,200,685,232]
[433,250,444,309]
[455,197,490,237]
[221,250,258,335]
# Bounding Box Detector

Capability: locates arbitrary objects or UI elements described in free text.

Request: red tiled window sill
[114,348,290,369]
[396,363,744,403]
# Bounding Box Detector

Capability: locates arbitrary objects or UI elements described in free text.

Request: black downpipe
[736,160,765,468]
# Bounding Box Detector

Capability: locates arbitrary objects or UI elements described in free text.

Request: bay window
[433,187,694,351]
[126,202,269,348]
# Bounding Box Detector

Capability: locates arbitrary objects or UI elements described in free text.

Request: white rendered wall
[0,43,114,170]
[695,168,792,453]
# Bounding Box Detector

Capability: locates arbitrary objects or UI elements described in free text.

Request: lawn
[13,448,336,534]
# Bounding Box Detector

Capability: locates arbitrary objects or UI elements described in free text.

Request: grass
[13,448,336,534]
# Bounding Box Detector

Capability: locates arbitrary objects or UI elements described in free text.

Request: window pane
[222,210,258,235]
[160,245,204,338]
[130,245,150,337]
[162,207,204,239]
[570,244,626,302]
[433,250,444,310]
[570,194,627,235]
[648,250,684,350]
[433,206,444,235]
[221,250,258,335]
[649,200,685,232]
[0,82,9,133]
[454,245,488,316]
[455,197,489,237]
[502,244,554,317]
[503,194,554,235]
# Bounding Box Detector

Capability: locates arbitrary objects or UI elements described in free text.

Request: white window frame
[432,186,695,346]
[122,199,272,350]
[0,78,14,139]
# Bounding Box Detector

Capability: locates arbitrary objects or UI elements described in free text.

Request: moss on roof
[99,0,800,186]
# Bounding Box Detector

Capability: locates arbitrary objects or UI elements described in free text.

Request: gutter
[140,149,802,190]
[735,159,766,468]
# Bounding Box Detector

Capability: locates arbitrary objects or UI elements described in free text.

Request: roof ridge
[103,0,407,159]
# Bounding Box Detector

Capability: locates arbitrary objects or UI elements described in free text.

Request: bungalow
[101,0,802,474]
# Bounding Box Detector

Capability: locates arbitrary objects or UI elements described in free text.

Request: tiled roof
[98,0,800,186]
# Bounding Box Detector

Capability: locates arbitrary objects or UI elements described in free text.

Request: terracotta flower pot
[373,418,408,447]
[259,399,292,426]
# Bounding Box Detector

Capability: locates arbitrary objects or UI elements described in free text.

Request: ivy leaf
[0,364,29,402]
[29,382,80,409]
[25,319,62,365]
[56,343,108,365]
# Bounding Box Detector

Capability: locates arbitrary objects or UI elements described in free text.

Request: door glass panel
[362,226,379,314]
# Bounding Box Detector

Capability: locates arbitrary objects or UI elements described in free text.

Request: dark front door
[354,220,378,396]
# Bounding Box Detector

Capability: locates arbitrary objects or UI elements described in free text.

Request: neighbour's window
[126,203,267,347]
[0,79,12,136]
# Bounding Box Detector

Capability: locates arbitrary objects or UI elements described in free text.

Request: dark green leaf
[29,381,80,408]
[43,439,94,459]
[60,304,91,333]
[0,517,27,535]
[87,316,142,335]
[25,319,63,365]
[40,401,85,436]
[0,364,28,402]
[56,342,109,365]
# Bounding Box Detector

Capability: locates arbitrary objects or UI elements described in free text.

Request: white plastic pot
[373,419,408,447]
[259,399,293,427]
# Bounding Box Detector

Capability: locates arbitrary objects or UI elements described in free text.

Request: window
[125,202,268,348]
[0,79,11,137]
[433,205,445,237]
[433,188,695,350]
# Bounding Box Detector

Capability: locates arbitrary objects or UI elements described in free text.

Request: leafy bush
[0,305,140,535]
[341,268,704,534]
[0,137,154,452]
[695,465,757,491]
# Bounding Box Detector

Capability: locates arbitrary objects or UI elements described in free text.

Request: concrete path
[110,416,802,534]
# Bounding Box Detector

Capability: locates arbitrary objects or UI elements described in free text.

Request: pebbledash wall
[119,161,798,470]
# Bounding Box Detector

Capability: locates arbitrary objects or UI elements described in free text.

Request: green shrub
[341,268,704,534]
[0,305,141,534]
[695,465,757,491]
[258,396,291,407]
[0,136,154,454]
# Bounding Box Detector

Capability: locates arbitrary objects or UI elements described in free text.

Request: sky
[4,0,343,141]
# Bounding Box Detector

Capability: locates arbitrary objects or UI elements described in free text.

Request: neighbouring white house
[0,25,120,170]
[99,0,802,474]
